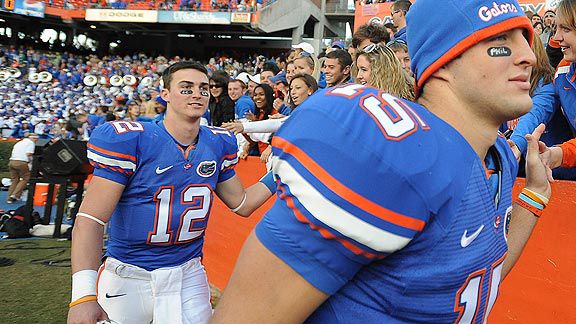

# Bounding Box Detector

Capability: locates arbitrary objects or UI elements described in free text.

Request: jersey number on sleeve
[111,121,144,134]
[148,185,212,245]
[455,255,505,324]
[329,84,429,141]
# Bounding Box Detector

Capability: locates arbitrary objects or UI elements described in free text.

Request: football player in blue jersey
[212,1,555,323]
[67,61,275,324]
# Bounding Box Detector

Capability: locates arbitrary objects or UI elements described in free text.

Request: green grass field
[0,238,71,324]
[0,238,222,323]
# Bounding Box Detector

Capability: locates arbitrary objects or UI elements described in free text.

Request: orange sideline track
[202,158,576,323]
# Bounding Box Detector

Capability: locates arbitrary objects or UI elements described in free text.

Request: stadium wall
[202,158,576,323]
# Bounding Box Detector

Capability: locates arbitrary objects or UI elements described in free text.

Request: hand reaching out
[222,121,244,135]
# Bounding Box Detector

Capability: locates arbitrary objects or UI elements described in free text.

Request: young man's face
[228,81,245,101]
[247,80,258,97]
[442,28,535,122]
[260,71,274,86]
[544,12,556,28]
[323,58,350,86]
[161,68,209,120]
[554,14,576,62]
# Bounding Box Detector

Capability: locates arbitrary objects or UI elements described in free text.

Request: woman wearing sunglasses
[355,43,415,100]
[207,73,235,127]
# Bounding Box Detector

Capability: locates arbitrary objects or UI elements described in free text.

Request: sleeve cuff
[560,140,576,168]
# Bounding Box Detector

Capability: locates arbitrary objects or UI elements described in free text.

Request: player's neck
[418,90,498,160]
[163,114,200,146]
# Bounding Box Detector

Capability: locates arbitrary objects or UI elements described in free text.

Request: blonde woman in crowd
[293,54,322,85]
[355,43,415,100]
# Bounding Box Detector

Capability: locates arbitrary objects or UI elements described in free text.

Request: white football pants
[97,256,212,324]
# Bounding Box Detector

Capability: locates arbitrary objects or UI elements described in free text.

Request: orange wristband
[521,188,548,206]
[515,196,544,218]
[69,295,97,308]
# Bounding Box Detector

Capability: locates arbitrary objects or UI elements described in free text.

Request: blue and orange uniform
[257,85,517,323]
[87,120,238,270]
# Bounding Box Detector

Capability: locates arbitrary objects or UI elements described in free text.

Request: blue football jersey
[87,120,238,271]
[256,84,518,323]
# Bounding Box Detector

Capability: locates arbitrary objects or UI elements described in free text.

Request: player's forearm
[236,183,274,217]
[502,204,539,279]
[70,218,105,273]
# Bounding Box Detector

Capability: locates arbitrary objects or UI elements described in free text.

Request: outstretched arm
[215,172,275,217]
[503,124,553,278]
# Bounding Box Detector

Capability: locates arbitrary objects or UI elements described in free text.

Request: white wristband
[71,269,98,302]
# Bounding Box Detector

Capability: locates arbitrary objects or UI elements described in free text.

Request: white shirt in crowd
[10,138,36,162]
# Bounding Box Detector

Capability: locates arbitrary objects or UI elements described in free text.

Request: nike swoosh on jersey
[564,86,571,90]
[460,225,485,248]
[155,165,173,174]
[105,293,126,298]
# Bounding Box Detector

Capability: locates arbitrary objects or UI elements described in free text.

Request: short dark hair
[325,49,353,70]
[352,24,390,48]
[262,61,280,75]
[210,73,230,96]
[392,0,411,13]
[162,61,208,90]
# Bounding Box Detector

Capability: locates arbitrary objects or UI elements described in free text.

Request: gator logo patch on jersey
[197,161,217,178]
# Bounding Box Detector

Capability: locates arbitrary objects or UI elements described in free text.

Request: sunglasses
[362,43,383,53]
[209,84,223,89]
[386,39,407,47]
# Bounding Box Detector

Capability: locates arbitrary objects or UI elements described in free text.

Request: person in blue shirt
[212,1,553,323]
[390,0,411,44]
[509,0,576,180]
[228,78,256,120]
[67,61,275,324]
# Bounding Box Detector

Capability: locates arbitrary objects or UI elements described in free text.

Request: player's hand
[524,124,552,200]
[221,121,244,135]
[260,145,272,163]
[67,300,109,324]
[507,139,521,162]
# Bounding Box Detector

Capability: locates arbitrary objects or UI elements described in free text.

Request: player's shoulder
[91,120,155,140]
[200,125,237,150]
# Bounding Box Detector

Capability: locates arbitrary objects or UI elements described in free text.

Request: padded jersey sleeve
[86,121,142,185]
[256,106,431,295]
[207,126,239,183]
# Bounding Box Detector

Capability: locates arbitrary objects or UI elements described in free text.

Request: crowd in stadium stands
[45,0,264,11]
[0,3,574,179]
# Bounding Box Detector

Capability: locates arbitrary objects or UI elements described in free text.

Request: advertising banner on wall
[354,1,558,31]
[157,11,231,24]
[231,12,251,23]
[85,9,158,22]
[0,0,45,18]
